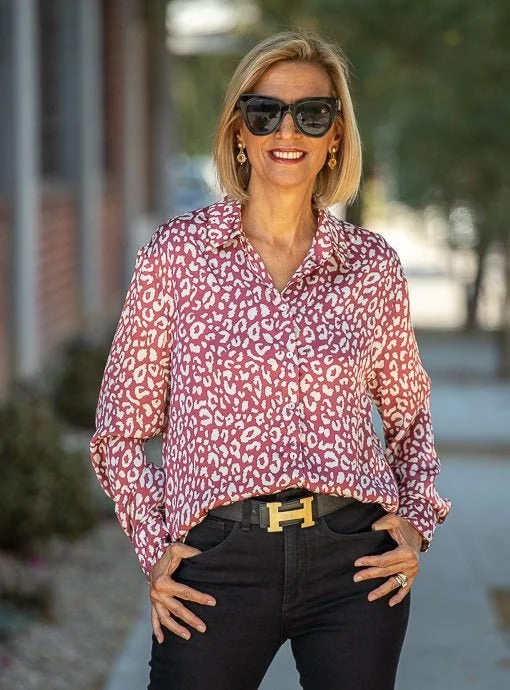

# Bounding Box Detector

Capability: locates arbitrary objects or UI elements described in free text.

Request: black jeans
[147,490,411,690]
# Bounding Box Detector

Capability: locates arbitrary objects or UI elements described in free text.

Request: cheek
[309,147,330,168]
[243,137,264,163]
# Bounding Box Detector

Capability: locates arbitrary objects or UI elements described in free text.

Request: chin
[258,171,314,192]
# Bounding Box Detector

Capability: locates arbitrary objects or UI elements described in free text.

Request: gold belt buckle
[266,495,315,532]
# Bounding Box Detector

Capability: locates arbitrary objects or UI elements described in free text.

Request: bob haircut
[213,30,363,208]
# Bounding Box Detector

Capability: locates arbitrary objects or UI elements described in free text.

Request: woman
[90,30,451,690]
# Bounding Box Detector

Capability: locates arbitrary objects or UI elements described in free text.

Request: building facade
[0,0,172,396]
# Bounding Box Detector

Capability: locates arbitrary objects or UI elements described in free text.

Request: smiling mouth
[269,149,306,162]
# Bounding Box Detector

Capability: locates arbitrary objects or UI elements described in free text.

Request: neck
[241,179,318,247]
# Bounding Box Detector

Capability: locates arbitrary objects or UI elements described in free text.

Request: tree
[256,0,510,372]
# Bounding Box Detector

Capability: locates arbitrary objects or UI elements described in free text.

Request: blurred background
[0,1,509,688]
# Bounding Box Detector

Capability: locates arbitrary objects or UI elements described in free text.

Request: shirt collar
[205,195,353,269]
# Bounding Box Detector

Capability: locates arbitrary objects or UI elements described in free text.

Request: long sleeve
[89,238,173,581]
[366,248,451,550]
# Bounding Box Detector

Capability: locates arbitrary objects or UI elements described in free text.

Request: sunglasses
[237,94,341,138]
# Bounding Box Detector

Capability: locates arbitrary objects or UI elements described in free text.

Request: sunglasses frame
[237,94,341,138]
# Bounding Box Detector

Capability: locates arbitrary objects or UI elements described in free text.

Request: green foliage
[51,336,111,429]
[173,52,243,155]
[240,0,510,239]
[170,0,509,225]
[308,1,510,231]
[0,386,98,555]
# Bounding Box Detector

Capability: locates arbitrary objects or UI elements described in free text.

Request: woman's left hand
[353,515,423,607]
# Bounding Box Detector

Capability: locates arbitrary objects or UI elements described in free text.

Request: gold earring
[328,147,337,170]
[237,142,247,165]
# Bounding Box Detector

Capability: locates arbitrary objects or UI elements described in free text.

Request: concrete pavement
[105,332,510,689]
[104,457,510,690]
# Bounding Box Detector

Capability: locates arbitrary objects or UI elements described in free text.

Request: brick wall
[0,0,150,398]
[37,183,123,369]
[38,186,80,361]
[101,181,123,317]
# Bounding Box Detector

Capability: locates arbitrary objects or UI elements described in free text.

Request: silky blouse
[89,195,451,582]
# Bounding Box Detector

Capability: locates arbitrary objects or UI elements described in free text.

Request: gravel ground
[0,517,148,690]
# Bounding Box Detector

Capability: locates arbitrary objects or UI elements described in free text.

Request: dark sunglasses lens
[244,98,281,134]
[296,101,333,136]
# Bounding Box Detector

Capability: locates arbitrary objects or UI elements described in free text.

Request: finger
[165,597,208,634]
[389,585,411,607]
[151,603,164,644]
[367,575,414,602]
[154,601,192,641]
[170,542,204,563]
[152,579,216,634]
[354,545,407,569]
[173,581,217,608]
[151,571,217,607]
[353,561,408,583]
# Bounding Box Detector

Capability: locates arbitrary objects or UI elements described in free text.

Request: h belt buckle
[266,495,315,532]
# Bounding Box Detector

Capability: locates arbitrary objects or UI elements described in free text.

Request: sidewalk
[396,456,510,689]
[105,333,510,689]
[104,457,510,690]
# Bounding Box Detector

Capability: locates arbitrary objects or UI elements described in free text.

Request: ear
[331,121,343,149]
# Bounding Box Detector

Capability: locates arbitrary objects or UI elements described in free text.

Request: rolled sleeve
[367,248,451,550]
[89,239,173,581]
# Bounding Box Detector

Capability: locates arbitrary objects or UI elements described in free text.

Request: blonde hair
[212,30,363,208]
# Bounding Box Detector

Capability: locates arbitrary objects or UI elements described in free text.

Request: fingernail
[353,575,362,582]
[181,632,190,640]
[207,599,216,606]
[197,625,206,633]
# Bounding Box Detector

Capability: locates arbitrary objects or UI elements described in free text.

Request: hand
[149,542,217,643]
[352,514,422,607]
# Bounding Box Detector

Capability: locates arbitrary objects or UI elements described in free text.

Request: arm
[366,248,451,551]
[89,238,173,581]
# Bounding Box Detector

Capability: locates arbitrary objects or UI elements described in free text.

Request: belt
[208,489,357,532]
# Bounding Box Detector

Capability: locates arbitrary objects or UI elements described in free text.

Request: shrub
[51,335,112,429]
[0,385,98,556]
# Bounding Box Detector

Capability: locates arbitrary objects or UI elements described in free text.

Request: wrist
[400,516,426,553]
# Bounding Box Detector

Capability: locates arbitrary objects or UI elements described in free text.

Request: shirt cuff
[396,494,449,553]
[131,509,171,582]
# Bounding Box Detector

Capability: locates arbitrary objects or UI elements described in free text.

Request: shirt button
[287,402,295,410]
[289,452,298,460]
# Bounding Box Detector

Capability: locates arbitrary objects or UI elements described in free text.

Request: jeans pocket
[318,501,394,542]
[181,514,240,563]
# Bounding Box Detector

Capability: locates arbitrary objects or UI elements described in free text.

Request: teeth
[271,150,304,160]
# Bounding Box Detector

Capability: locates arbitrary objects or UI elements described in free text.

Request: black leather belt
[208,488,357,532]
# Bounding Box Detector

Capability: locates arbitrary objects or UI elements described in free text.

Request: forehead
[250,60,334,101]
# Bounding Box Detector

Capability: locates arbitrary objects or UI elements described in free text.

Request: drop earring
[328,147,337,170]
[237,142,247,165]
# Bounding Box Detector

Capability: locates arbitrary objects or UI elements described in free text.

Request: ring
[394,572,408,588]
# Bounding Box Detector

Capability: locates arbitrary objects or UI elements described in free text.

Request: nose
[277,110,300,137]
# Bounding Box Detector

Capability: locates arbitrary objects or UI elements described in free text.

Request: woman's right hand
[149,542,217,643]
